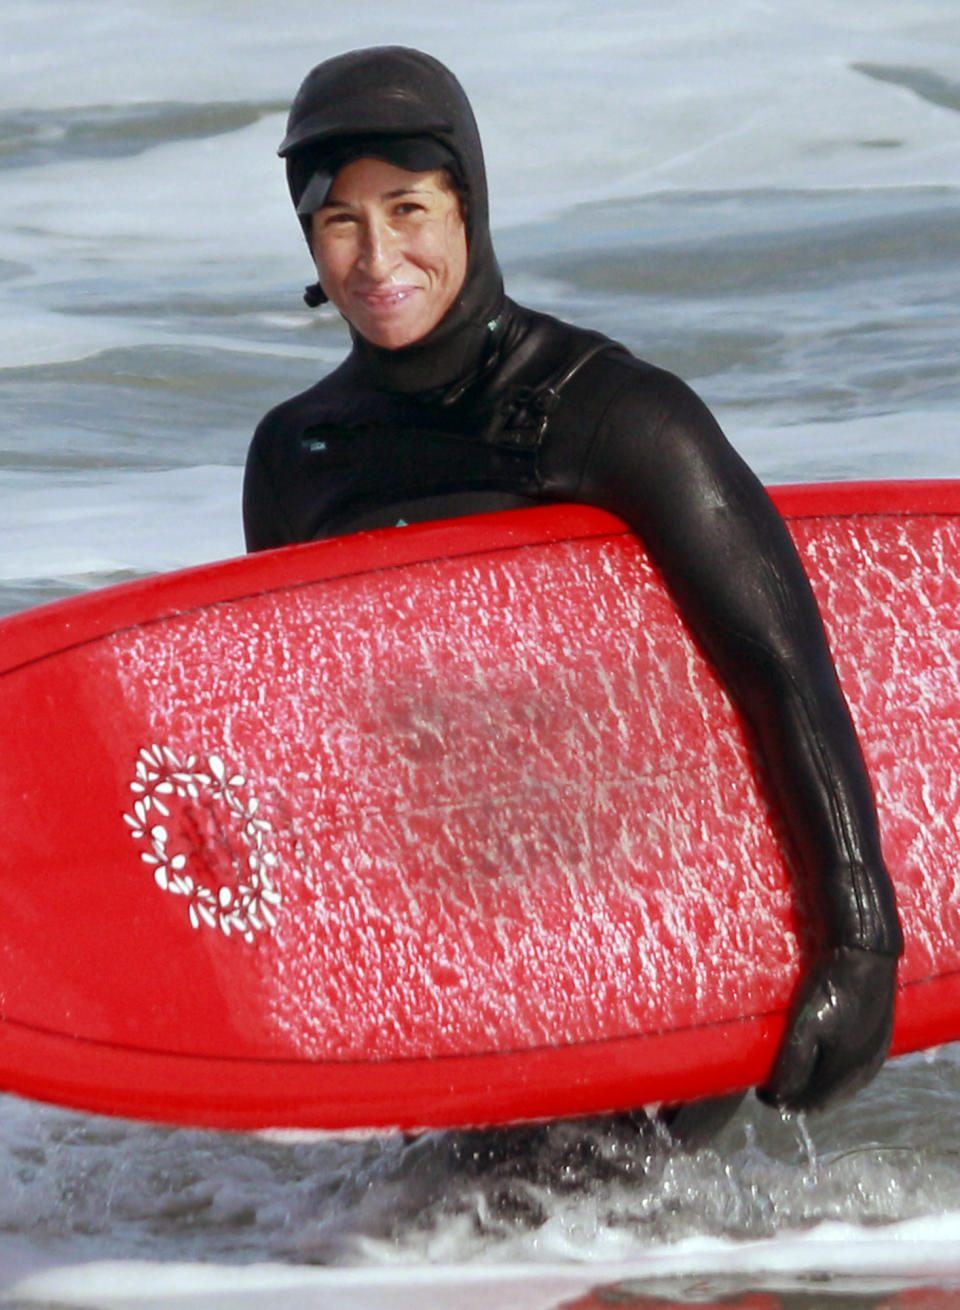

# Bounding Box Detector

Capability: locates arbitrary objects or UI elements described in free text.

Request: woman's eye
[320,211,355,228]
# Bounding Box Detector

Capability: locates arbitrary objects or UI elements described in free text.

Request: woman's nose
[358,218,397,276]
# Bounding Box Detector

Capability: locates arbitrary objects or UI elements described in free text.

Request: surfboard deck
[1,480,959,1132]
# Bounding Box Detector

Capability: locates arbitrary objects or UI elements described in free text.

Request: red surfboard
[0,481,958,1132]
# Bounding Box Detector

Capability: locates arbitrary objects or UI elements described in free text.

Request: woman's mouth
[354,284,421,313]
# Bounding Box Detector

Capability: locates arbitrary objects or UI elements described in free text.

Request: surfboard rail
[3,479,959,678]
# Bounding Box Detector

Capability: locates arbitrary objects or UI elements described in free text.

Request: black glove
[759,945,897,1113]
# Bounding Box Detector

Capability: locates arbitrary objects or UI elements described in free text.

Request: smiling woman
[243,45,904,1129]
[309,157,468,350]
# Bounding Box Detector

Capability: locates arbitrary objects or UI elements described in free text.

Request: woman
[244,46,902,1114]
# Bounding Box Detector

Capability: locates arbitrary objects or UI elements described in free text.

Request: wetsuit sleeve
[577,365,903,961]
[243,438,297,553]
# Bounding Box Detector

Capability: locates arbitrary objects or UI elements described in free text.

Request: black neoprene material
[246,46,903,1110]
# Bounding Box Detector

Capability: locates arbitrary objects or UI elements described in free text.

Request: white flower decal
[124,745,281,943]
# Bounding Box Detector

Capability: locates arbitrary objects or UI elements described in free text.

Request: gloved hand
[759,945,897,1112]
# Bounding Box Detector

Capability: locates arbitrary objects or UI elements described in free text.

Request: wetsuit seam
[572,361,642,499]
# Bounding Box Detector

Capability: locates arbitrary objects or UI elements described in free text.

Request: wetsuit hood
[280,46,505,392]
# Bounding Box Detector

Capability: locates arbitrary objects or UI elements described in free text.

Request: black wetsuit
[246,45,903,1112]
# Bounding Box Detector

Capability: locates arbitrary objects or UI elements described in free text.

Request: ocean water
[2,1,960,1305]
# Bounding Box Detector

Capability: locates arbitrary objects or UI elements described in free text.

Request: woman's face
[309,156,468,350]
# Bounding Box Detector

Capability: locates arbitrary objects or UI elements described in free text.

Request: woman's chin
[362,324,425,350]
[351,307,433,351]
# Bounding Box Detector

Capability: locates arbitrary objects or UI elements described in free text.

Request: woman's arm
[579,364,902,1110]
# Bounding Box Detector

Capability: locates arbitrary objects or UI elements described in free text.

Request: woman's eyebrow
[322,185,429,210]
